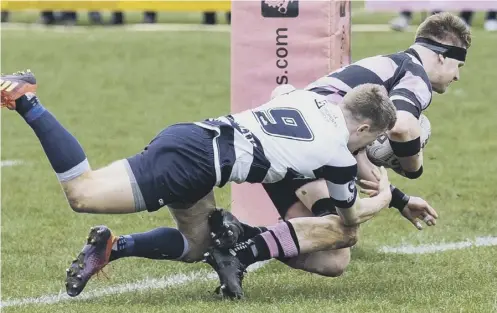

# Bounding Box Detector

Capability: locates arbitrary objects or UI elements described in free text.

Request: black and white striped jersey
[196,90,358,209]
[305,49,432,119]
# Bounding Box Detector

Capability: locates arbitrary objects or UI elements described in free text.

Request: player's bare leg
[282,200,351,277]
[66,190,244,297]
[169,190,218,263]
[284,249,350,277]
[62,160,137,214]
[1,70,140,214]
[205,180,357,298]
[205,212,357,298]
[208,180,356,279]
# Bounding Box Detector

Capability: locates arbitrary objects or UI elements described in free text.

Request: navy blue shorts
[126,123,217,212]
[263,175,338,218]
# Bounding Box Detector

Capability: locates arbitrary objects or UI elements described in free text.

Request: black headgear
[415,37,467,62]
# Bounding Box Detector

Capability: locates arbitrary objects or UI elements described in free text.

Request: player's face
[348,125,384,152]
[431,56,464,94]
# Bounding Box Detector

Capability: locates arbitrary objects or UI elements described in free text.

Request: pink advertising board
[230,0,352,226]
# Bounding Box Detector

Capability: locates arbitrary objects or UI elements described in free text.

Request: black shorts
[263,175,338,218]
[126,123,217,212]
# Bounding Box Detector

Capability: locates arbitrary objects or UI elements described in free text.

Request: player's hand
[359,167,390,197]
[401,196,439,230]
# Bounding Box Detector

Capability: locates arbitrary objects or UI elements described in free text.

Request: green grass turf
[1,21,497,313]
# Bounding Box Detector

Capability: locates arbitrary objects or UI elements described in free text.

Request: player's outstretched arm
[335,166,392,226]
[360,179,439,230]
[387,111,424,178]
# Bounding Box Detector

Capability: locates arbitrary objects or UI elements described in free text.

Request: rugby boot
[65,225,117,297]
[203,246,247,300]
[208,208,244,249]
[0,70,37,109]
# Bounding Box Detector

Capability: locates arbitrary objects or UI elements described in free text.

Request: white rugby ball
[366,114,431,175]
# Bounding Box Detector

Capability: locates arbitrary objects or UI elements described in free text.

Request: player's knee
[287,250,351,277]
[317,263,348,277]
[64,186,86,213]
[63,180,99,213]
[66,192,96,213]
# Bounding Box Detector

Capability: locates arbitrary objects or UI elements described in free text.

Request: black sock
[110,227,188,261]
[231,237,269,266]
[239,223,268,241]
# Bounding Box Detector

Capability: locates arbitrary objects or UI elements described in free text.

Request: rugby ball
[366,114,431,175]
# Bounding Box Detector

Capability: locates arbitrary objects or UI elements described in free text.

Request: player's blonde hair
[415,12,471,48]
[343,84,397,132]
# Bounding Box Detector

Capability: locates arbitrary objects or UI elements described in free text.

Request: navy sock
[16,95,89,181]
[110,227,188,261]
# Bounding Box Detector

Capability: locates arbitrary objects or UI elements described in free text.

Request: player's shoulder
[382,49,422,66]
[347,53,398,70]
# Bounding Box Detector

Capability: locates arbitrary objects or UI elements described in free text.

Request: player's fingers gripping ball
[366,114,431,176]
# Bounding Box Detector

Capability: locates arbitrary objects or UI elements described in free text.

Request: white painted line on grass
[0,260,269,308]
[1,22,412,33]
[1,160,23,167]
[379,236,497,255]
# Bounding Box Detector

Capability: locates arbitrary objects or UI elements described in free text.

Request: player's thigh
[282,180,335,219]
[168,190,217,262]
[62,159,137,213]
[294,179,330,209]
[285,248,351,277]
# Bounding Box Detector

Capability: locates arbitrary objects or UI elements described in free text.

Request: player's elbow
[388,111,420,141]
[403,165,424,179]
[388,123,410,141]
